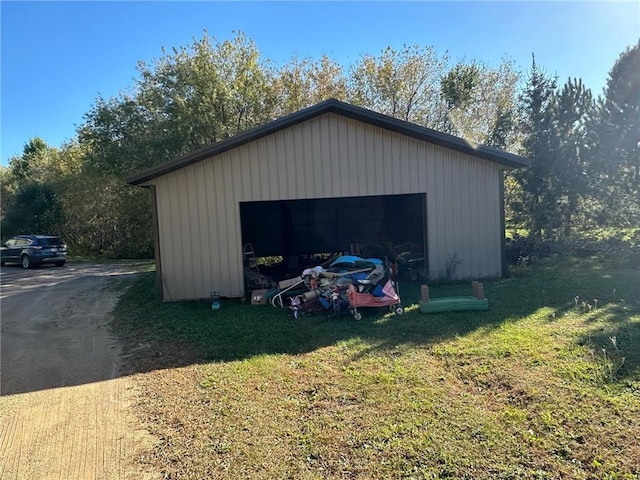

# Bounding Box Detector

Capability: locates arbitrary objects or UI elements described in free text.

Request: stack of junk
[265,255,405,319]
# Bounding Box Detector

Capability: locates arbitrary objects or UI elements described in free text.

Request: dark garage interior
[240,193,427,279]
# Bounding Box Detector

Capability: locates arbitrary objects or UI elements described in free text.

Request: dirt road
[0,262,157,480]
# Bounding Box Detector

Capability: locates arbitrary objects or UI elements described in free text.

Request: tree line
[1,32,638,258]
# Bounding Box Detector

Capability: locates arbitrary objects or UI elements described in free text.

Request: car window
[41,237,63,246]
[16,239,28,247]
[5,239,16,247]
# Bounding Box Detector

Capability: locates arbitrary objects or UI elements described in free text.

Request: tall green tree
[274,54,348,115]
[440,59,520,147]
[52,170,152,257]
[348,45,450,128]
[76,32,278,256]
[80,31,277,178]
[511,56,559,240]
[1,183,64,237]
[6,137,66,185]
[589,41,640,226]
[348,46,521,151]
[440,63,480,134]
[1,138,73,239]
[552,78,595,237]
[143,31,277,152]
[78,96,151,177]
[10,137,49,183]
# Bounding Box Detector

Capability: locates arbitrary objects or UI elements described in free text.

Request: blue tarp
[330,255,383,269]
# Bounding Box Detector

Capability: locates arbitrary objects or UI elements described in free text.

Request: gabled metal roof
[127,98,529,186]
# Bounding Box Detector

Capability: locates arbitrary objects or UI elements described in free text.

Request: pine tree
[590,42,640,226]
[553,78,595,237]
[512,56,559,240]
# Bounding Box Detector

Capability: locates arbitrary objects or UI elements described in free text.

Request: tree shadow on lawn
[571,302,640,381]
[112,261,640,383]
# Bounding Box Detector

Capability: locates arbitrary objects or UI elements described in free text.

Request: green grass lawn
[112,258,640,480]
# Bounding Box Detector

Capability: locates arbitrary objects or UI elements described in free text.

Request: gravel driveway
[0,262,157,480]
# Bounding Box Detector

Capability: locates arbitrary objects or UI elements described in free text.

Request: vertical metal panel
[213,153,234,292]
[200,159,216,292]
[150,112,506,300]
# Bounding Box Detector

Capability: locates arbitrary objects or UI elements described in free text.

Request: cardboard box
[251,289,269,305]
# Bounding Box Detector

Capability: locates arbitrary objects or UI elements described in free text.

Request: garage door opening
[240,193,427,281]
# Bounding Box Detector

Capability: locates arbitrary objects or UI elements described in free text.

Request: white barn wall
[150,113,504,301]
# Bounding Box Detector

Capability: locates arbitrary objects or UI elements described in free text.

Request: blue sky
[1,1,638,165]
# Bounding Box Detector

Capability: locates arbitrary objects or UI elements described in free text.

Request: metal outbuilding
[127,99,528,302]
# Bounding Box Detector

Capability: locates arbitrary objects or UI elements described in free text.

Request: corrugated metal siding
[151,113,504,301]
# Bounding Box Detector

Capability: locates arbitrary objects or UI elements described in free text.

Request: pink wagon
[347,279,405,320]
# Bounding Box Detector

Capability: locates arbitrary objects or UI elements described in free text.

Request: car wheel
[55,261,66,267]
[21,255,32,269]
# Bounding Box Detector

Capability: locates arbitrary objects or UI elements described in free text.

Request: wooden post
[421,285,430,302]
[477,283,484,300]
[472,281,484,300]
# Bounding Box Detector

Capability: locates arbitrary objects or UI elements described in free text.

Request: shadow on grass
[111,258,640,382]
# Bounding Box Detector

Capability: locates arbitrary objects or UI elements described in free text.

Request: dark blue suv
[0,235,67,269]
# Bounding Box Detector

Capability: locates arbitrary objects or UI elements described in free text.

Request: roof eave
[328,102,528,169]
[126,102,331,186]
